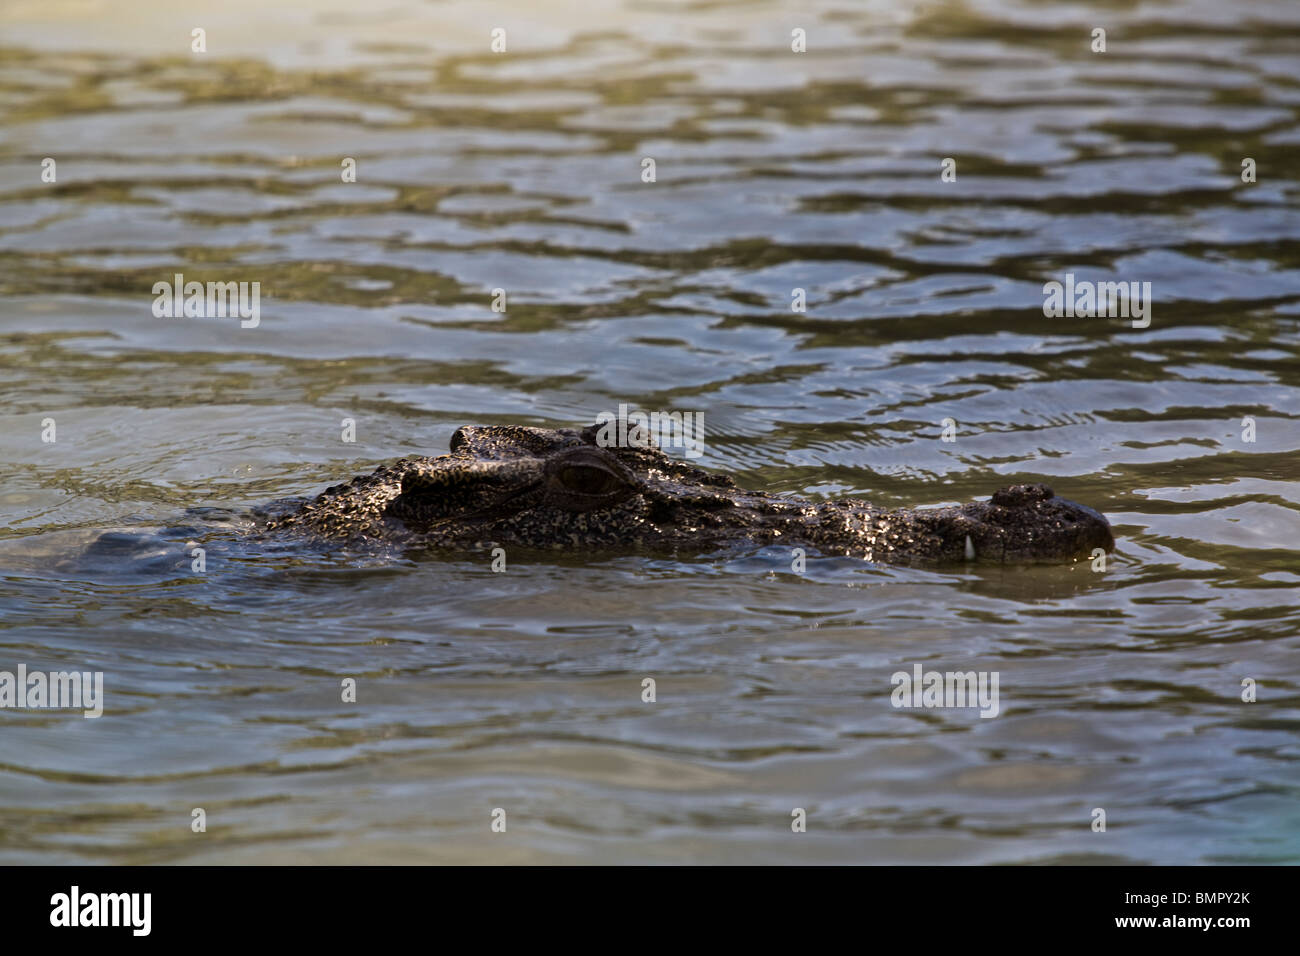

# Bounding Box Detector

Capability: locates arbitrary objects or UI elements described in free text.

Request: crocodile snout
[945,484,1114,563]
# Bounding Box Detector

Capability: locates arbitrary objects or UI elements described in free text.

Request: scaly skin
[261,423,1114,564]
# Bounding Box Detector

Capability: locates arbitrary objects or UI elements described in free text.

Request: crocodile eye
[558,465,620,495]
[544,447,638,512]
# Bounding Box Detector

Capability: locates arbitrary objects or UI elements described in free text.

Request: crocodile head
[266,422,1113,564]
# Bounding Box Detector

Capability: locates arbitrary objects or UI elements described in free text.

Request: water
[1,0,1298,864]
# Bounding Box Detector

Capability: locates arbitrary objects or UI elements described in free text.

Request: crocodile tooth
[964,535,976,561]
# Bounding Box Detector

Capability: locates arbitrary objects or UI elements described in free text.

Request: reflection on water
[0,0,1298,864]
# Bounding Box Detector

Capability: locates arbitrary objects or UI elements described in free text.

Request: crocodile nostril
[991,483,1054,507]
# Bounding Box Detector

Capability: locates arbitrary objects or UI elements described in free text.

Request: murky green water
[1,0,1298,864]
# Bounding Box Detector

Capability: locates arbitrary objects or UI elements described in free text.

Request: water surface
[0,0,1298,864]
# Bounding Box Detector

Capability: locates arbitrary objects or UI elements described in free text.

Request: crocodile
[259,422,1113,565]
